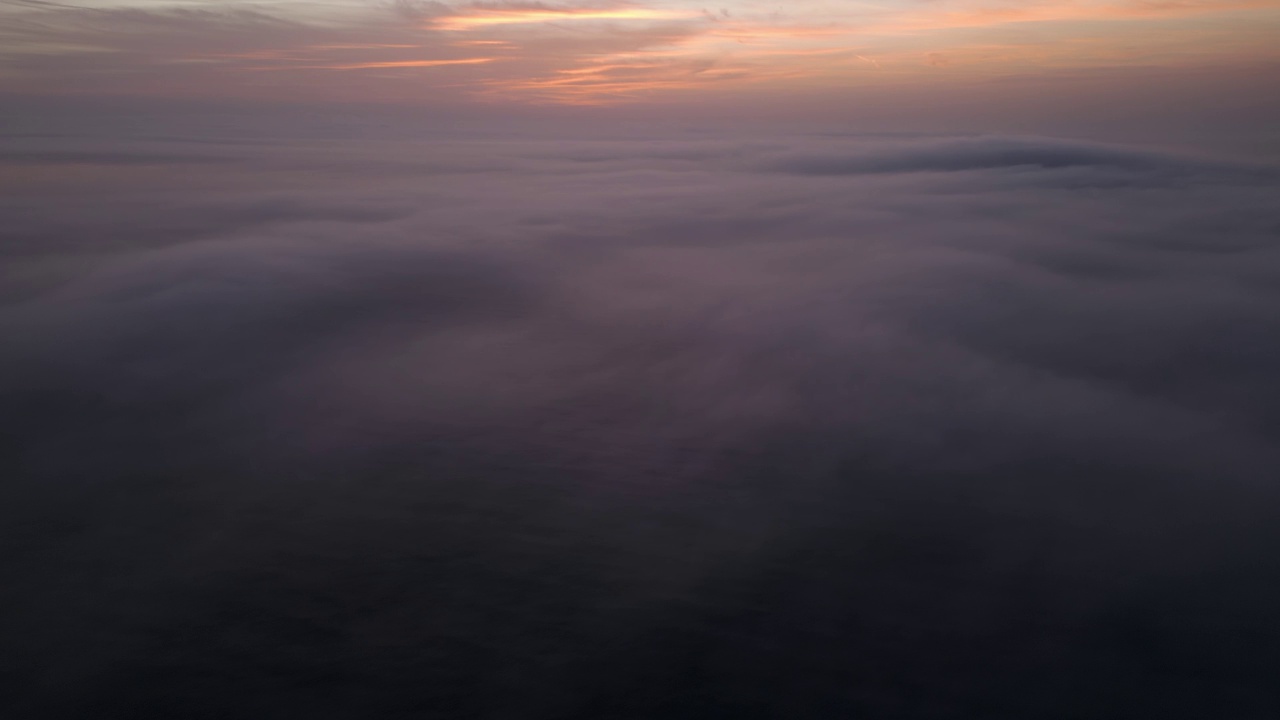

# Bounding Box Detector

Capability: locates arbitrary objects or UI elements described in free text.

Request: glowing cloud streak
[322,58,496,70]
[434,7,694,31]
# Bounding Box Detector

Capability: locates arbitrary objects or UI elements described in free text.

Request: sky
[3,1,1278,92]
[3,0,1279,154]
[3,0,1279,111]
[4,3,1280,718]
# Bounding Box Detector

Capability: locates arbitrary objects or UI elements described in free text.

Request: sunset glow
[432,7,694,31]
[259,58,498,71]
[1,0,1276,105]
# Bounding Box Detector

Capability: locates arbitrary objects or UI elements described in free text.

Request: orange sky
[1,1,1278,105]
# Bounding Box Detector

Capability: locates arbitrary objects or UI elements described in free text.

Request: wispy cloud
[433,6,694,31]
[252,57,497,71]
[0,0,1277,104]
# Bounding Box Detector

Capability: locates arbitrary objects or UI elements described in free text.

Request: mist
[3,125,1280,718]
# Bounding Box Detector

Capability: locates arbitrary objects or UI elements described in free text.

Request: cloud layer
[3,130,1280,718]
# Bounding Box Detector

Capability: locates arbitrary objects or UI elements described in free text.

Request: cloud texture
[3,0,1279,104]
[3,130,1280,718]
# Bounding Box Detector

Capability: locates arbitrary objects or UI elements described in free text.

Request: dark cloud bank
[3,131,1280,719]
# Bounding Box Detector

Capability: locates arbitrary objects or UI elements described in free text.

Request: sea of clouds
[3,130,1280,718]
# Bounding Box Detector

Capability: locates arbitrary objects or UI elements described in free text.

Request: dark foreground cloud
[2,131,1280,719]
